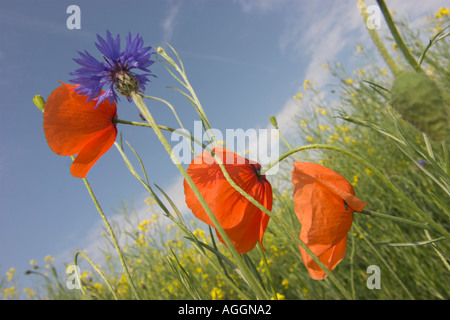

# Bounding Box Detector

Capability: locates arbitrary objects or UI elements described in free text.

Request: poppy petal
[292,161,366,279]
[299,236,347,280]
[215,181,272,253]
[70,125,118,178]
[185,148,264,229]
[43,82,117,156]
[184,147,272,254]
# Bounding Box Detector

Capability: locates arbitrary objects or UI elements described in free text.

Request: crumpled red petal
[292,161,367,280]
[184,147,272,254]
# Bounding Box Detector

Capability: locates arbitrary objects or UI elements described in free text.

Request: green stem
[357,0,400,75]
[256,243,277,300]
[360,209,435,231]
[35,99,140,300]
[131,92,268,299]
[349,226,356,300]
[74,251,119,300]
[376,0,423,73]
[423,133,436,161]
[79,169,141,300]
[158,46,218,144]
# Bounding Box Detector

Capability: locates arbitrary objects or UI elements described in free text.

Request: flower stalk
[33,97,141,300]
[130,92,269,299]
[376,0,423,73]
[79,170,141,300]
[357,0,400,75]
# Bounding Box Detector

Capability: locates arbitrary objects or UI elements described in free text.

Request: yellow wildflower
[138,219,152,232]
[300,119,307,127]
[211,287,224,300]
[306,136,315,142]
[392,42,398,52]
[193,229,207,242]
[328,133,339,143]
[357,45,362,52]
[23,288,35,299]
[365,168,374,176]
[352,173,360,186]
[29,260,37,266]
[44,255,55,262]
[436,7,450,18]
[93,283,103,292]
[271,293,285,300]
[144,197,155,206]
[281,279,289,290]
[2,286,18,299]
[303,79,311,90]
[345,78,354,85]
[293,93,303,99]
[6,268,15,281]
[135,234,148,247]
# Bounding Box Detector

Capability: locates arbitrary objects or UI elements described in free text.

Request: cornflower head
[70,30,156,106]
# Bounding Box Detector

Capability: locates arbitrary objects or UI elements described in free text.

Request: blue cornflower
[70,30,156,105]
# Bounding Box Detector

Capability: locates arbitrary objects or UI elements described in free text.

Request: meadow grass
[2,4,449,300]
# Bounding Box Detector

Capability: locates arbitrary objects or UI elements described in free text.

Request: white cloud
[235,0,284,13]
[161,1,182,44]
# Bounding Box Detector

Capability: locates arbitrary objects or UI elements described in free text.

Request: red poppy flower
[183,147,272,254]
[43,82,118,178]
[292,161,367,280]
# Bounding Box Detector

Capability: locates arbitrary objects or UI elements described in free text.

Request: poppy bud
[157,46,165,55]
[270,116,279,129]
[33,95,45,113]
[391,71,449,141]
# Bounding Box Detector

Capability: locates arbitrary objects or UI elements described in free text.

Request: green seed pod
[391,71,449,141]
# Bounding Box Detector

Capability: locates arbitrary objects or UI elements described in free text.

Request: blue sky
[0,0,445,291]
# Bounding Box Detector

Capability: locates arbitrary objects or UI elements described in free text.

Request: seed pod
[391,71,449,141]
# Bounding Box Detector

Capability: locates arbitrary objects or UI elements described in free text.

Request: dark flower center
[105,58,139,98]
[250,163,267,182]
